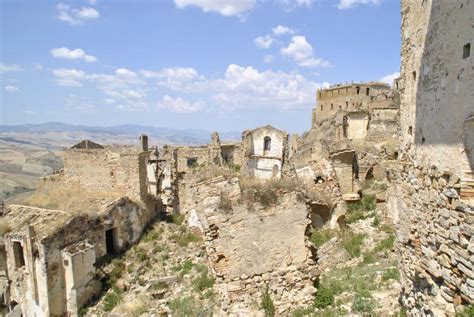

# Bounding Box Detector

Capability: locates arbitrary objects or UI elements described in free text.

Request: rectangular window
[186,157,198,168]
[412,71,416,80]
[356,87,360,94]
[13,241,25,268]
[105,228,118,255]
[345,101,349,108]
[463,43,471,59]
[366,88,370,96]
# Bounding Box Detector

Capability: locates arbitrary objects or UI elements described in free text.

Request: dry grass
[23,182,122,215]
[0,219,12,235]
[114,294,150,316]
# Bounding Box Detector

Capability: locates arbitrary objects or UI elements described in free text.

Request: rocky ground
[85,216,219,316]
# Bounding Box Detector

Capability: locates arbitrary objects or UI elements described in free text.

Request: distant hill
[0,122,241,145]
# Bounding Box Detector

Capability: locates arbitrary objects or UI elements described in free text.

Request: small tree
[260,286,275,317]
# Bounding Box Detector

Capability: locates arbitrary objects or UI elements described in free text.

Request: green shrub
[142,228,161,242]
[362,251,376,264]
[346,195,376,224]
[291,306,314,317]
[382,268,400,281]
[352,293,375,313]
[260,286,275,317]
[374,235,395,253]
[340,231,365,258]
[372,215,381,227]
[109,259,125,284]
[173,259,194,277]
[151,281,169,291]
[170,232,202,247]
[310,229,335,247]
[135,247,148,262]
[169,296,197,316]
[103,285,123,312]
[192,270,215,292]
[172,214,185,225]
[314,280,341,308]
[455,305,474,317]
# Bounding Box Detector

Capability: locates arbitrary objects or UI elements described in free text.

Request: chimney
[139,134,148,151]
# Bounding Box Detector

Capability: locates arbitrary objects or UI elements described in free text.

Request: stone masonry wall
[395,0,474,315]
[182,177,317,315]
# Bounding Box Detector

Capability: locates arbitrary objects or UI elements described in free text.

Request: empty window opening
[264,136,271,151]
[318,92,321,98]
[105,228,118,255]
[421,136,426,144]
[366,87,370,96]
[314,176,325,184]
[331,104,334,110]
[186,157,198,168]
[356,87,360,94]
[310,203,331,229]
[408,126,413,135]
[13,242,25,268]
[321,104,324,111]
[339,105,342,110]
[463,43,471,59]
[346,101,349,108]
[365,166,374,180]
[272,164,279,177]
[412,71,416,80]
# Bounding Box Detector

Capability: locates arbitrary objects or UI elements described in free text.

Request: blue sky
[1,0,401,133]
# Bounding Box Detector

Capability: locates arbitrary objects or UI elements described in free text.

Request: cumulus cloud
[4,85,19,92]
[57,2,100,25]
[254,35,274,49]
[51,47,97,63]
[156,95,203,113]
[380,72,400,85]
[174,0,255,17]
[337,0,380,10]
[52,64,327,113]
[52,68,86,86]
[0,63,23,74]
[272,25,295,36]
[281,35,329,67]
[280,0,313,11]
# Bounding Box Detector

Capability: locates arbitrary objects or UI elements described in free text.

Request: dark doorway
[105,228,118,255]
[12,242,25,268]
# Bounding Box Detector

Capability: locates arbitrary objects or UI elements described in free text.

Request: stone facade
[393,0,474,315]
[242,125,289,179]
[1,197,154,316]
[312,82,395,127]
[182,176,317,315]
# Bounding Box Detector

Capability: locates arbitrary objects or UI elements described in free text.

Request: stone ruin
[0,0,473,315]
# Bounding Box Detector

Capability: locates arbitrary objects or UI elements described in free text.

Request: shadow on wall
[412,0,473,171]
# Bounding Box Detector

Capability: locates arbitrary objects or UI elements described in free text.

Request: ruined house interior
[0,0,472,316]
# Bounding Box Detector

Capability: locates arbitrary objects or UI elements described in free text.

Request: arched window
[264,136,271,151]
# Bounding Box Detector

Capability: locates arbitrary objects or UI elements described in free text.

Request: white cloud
[141,67,200,90]
[281,35,329,67]
[337,0,380,10]
[51,47,97,63]
[174,0,255,17]
[157,95,203,113]
[263,55,274,63]
[52,68,86,86]
[88,0,98,5]
[254,35,274,49]
[4,85,19,92]
[380,72,400,85]
[280,0,313,10]
[57,2,100,25]
[0,63,23,74]
[272,25,295,36]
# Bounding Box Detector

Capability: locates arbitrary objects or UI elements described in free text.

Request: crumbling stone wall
[394,0,474,314]
[2,197,155,316]
[62,146,150,201]
[182,177,317,315]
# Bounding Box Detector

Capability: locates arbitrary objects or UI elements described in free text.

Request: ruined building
[392,0,474,314]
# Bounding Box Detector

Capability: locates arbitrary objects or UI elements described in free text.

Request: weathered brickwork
[394,0,474,315]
